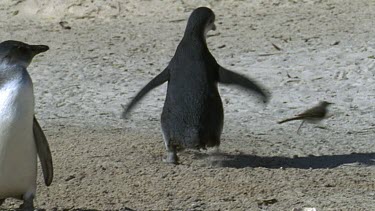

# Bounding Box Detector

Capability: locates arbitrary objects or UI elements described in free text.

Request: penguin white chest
[0,78,37,198]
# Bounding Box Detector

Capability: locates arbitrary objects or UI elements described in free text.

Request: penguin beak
[30,45,49,55]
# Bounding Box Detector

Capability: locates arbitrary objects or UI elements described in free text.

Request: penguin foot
[209,146,221,155]
[163,151,179,164]
[19,198,34,211]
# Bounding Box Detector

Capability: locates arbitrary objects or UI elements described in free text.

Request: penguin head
[320,101,333,108]
[184,7,216,39]
[0,40,49,68]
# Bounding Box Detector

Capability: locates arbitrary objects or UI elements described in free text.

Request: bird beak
[30,45,49,55]
[212,23,216,31]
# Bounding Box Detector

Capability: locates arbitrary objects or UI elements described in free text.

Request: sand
[0,0,374,210]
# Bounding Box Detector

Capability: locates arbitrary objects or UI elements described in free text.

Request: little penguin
[0,40,53,210]
[122,7,270,164]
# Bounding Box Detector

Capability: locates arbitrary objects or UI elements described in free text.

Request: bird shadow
[194,152,375,169]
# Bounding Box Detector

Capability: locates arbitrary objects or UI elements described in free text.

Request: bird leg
[297,120,305,135]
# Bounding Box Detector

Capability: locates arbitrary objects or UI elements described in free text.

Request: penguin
[0,40,53,210]
[122,7,269,164]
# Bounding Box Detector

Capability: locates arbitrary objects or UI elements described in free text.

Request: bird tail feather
[277,116,304,124]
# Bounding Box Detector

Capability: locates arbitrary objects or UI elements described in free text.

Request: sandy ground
[1,0,375,210]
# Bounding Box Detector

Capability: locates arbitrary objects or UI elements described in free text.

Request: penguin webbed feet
[19,199,34,211]
[163,146,179,164]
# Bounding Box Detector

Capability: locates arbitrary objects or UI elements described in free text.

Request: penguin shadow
[56,209,135,211]
[193,151,375,169]
[54,208,135,211]
[0,207,135,211]
[55,209,135,211]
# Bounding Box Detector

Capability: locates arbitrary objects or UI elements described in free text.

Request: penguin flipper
[122,68,169,118]
[218,66,269,103]
[33,116,53,186]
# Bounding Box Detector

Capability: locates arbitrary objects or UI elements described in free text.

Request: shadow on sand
[198,152,375,169]
[0,207,135,211]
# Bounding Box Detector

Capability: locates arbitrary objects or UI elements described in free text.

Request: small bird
[122,7,269,164]
[0,40,53,210]
[278,101,333,134]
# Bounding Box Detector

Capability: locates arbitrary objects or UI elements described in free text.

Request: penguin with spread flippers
[0,40,53,210]
[122,7,269,164]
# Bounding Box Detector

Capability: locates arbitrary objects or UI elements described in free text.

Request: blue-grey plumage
[0,40,52,210]
[122,7,270,164]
